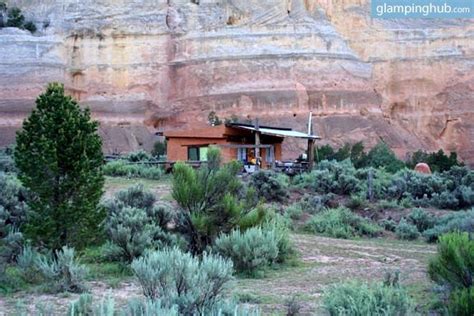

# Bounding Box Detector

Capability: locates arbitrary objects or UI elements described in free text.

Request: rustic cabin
[164,122,320,170]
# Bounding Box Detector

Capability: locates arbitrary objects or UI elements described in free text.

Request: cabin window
[266,147,274,163]
[187,146,208,161]
[188,147,199,161]
[237,148,247,162]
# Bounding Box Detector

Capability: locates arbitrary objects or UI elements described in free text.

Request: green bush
[103,160,163,180]
[407,149,462,173]
[0,147,17,173]
[16,244,40,282]
[131,247,233,314]
[408,208,435,232]
[395,218,420,240]
[423,210,474,242]
[251,170,289,202]
[36,246,89,293]
[103,185,177,262]
[428,232,473,290]
[214,226,279,274]
[125,150,152,162]
[365,142,405,173]
[305,207,381,239]
[151,140,167,158]
[285,203,304,220]
[172,157,264,255]
[0,173,28,267]
[294,160,361,195]
[15,83,105,250]
[23,21,36,33]
[6,7,24,27]
[323,281,412,316]
[448,287,474,316]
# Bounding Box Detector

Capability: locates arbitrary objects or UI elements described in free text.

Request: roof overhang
[231,125,321,140]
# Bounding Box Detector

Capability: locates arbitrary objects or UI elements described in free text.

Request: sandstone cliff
[0,0,472,164]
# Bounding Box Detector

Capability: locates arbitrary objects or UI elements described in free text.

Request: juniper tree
[15,83,105,250]
[172,148,265,255]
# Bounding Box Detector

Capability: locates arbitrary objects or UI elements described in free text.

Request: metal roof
[235,125,321,140]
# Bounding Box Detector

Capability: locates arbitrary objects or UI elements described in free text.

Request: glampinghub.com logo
[371,0,473,18]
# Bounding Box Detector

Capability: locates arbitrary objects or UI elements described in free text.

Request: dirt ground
[0,234,437,315]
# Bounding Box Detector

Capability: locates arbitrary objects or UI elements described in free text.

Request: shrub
[103,185,176,262]
[15,83,104,250]
[0,147,17,173]
[295,160,361,195]
[285,204,303,220]
[23,21,36,33]
[172,157,264,255]
[251,170,289,202]
[131,247,233,314]
[408,208,435,232]
[448,287,474,316]
[380,219,397,232]
[395,218,420,240]
[428,232,474,290]
[214,226,279,274]
[125,150,152,162]
[6,7,24,28]
[16,244,40,282]
[305,207,381,239]
[432,191,460,209]
[151,140,167,158]
[346,194,366,210]
[407,149,462,173]
[103,160,163,180]
[36,246,88,293]
[423,210,474,242]
[323,281,412,315]
[365,142,405,173]
[0,173,28,265]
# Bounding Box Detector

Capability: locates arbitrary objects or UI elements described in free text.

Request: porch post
[255,118,261,170]
[307,138,315,171]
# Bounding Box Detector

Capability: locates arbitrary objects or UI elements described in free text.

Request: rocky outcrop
[0,0,472,164]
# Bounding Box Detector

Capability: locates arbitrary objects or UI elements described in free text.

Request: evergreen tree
[15,83,105,250]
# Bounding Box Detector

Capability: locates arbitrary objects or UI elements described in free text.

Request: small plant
[323,281,413,315]
[395,218,420,240]
[151,140,167,158]
[214,226,280,274]
[36,246,89,293]
[408,208,435,232]
[102,185,176,262]
[285,295,302,316]
[305,207,381,239]
[6,7,24,28]
[131,247,233,314]
[16,244,40,282]
[447,287,474,316]
[285,204,304,220]
[23,21,36,33]
[428,232,473,290]
[423,209,474,242]
[103,160,163,180]
[346,194,366,210]
[251,170,289,202]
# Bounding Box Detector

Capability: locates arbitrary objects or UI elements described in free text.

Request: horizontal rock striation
[0,0,472,164]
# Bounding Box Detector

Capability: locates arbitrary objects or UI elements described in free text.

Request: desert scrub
[395,218,420,240]
[323,281,413,316]
[423,209,474,242]
[214,226,279,275]
[251,170,289,202]
[428,232,473,290]
[305,207,381,239]
[35,246,89,293]
[294,159,361,195]
[102,184,177,262]
[103,160,163,180]
[447,287,474,316]
[131,247,233,314]
[408,208,435,232]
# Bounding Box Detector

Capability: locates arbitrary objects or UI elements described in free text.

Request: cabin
[164,122,320,169]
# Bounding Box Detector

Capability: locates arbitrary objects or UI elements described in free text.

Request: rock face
[0,0,473,165]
